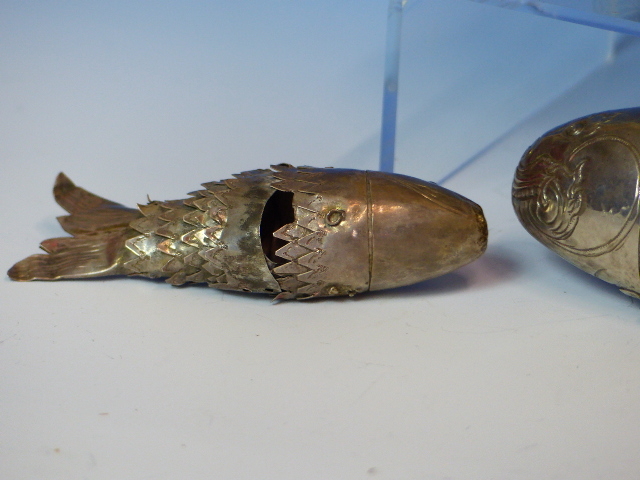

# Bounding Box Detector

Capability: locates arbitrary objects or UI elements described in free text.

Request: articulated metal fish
[513,108,640,298]
[9,164,487,299]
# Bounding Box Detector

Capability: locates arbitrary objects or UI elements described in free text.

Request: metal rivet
[325,209,345,226]
[567,121,587,136]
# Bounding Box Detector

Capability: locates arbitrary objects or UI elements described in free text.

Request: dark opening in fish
[260,190,295,266]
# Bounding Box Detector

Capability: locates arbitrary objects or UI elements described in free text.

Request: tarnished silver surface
[513,107,640,298]
[9,165,487,300]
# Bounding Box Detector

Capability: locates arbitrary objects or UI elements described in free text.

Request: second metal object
[513,108,640,298]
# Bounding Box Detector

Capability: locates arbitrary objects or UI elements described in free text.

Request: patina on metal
[513,107,640,298]
[9,165,488,299]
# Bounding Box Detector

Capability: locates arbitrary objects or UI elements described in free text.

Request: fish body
[513,108,640,298]
[9,164,487,299]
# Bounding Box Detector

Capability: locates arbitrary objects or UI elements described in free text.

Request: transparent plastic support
[379,0,617,180]
[470,1,640,36]
[379,0,405,172]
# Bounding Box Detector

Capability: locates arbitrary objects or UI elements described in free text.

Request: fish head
[270,167,487,298]
[367,171,487,291]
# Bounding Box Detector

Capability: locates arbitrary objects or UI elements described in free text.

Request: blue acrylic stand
[381,0,640,179]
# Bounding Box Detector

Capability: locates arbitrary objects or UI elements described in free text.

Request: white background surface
[2,2,640,479]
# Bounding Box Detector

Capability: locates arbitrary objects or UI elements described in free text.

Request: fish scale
[123,185,232,287]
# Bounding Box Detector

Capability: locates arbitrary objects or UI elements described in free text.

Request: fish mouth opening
[260,189,295,265]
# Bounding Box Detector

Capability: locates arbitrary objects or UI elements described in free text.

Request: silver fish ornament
[513,108,640,299]
[9,164,487,300]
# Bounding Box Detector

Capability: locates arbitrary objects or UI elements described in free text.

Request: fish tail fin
[8,173,142,281]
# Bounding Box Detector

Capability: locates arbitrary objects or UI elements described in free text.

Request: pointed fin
[8,174,140,281]
[8,230,133,281]
[54,172,122,213]
[53,173,142,235]
[57,208,141,235]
